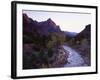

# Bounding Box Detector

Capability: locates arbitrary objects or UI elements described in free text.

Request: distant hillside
[64,31,78,37]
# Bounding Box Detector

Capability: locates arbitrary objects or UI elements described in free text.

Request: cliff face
[23,14,61,36]
[75,24,91,41]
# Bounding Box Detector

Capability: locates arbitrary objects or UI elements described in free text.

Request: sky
[23,10,91,33]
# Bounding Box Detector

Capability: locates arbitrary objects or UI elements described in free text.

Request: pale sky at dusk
[23,10,91,33]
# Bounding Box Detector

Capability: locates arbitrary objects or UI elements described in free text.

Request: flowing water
[63,45,87,67]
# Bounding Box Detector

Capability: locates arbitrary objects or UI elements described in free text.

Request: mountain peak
[47,18,54,23]
[85,24,91,31]
[46,18,56,27]
[47,18,52,21]
[75,24,91,39]
[23,14,61,36]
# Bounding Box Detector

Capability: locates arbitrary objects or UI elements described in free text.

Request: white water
[63,45,87,67]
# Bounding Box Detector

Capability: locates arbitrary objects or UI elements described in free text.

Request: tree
[47,32,65,47]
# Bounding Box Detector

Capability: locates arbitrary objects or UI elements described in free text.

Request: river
[63,45,87,67]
